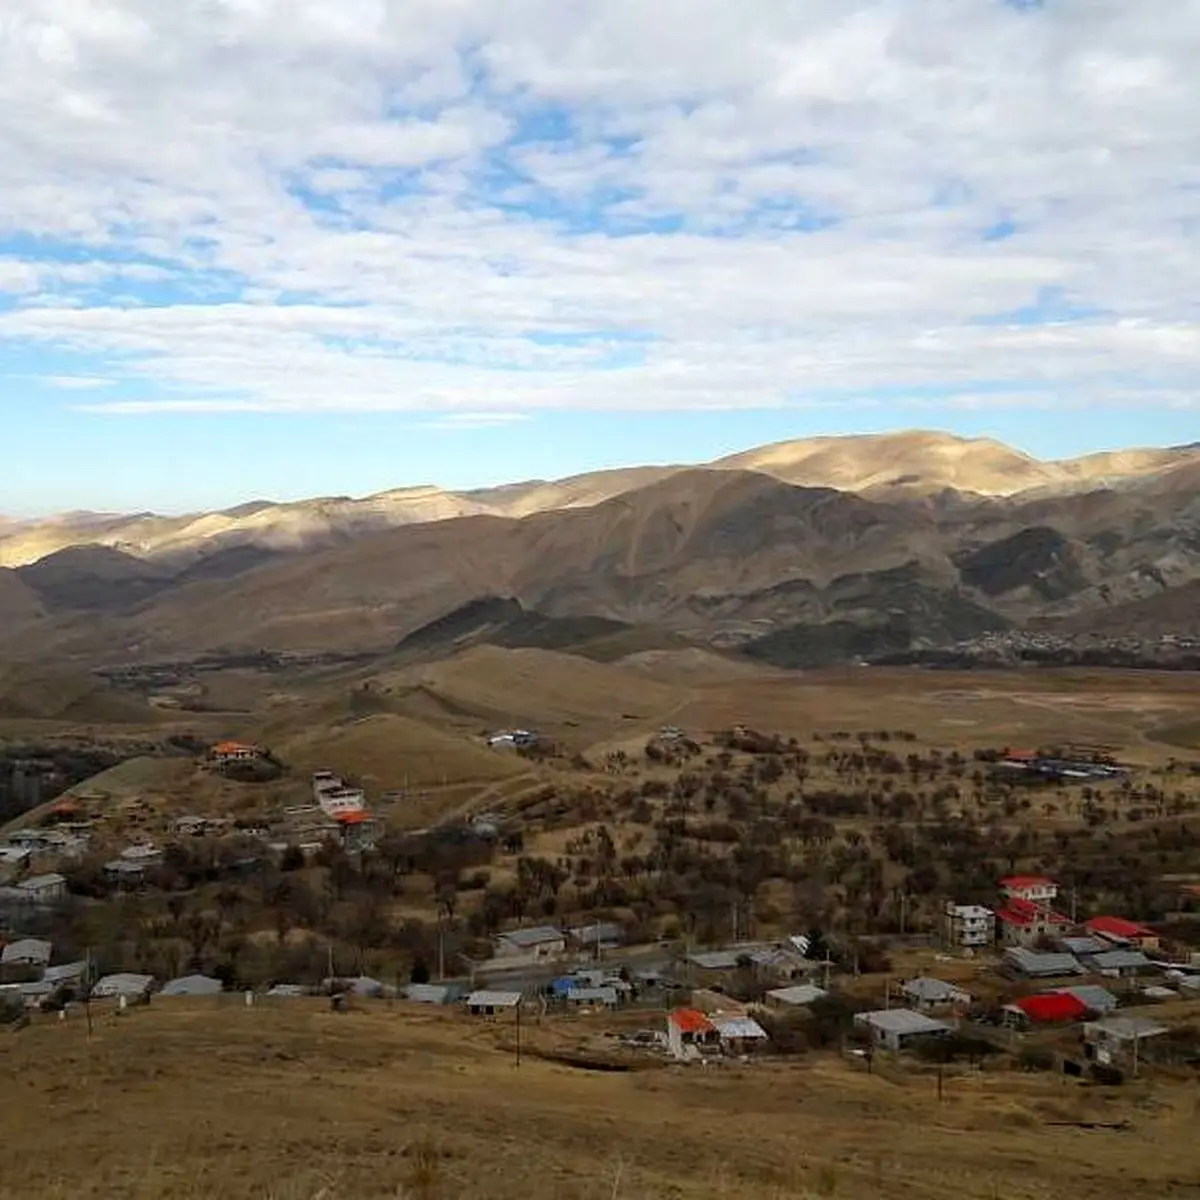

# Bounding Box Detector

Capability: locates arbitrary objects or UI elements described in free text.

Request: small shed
[466,990,522,1016]
[854,1009,951,1052]
[161,974,223,997]
[1003,992,1088,1028]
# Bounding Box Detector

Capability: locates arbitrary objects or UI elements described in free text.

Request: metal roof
[466,990,522,1008]
[266,983,307,997]
[565,986,618,1005]
[902,977,970,1004]
[710,1014,768,1040]
[16,873,66,891]
[855,1008,952,1036]
[161,974,223,996]
[405,983,461,1005]
[1086,949,1151,971]
[497,925,564,948]
[1058,936,1109,956]
[1004,947,1083,976]
[1087,1016,1168,1041]
[767,984,828,1006]
[42,960,87,985]
[687,950,743,970]
[91,973,155,998]
[1,938,52,965]
[1049,985,1119,1012]
[568,922,625,943]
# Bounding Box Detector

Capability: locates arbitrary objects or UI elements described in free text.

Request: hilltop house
[854,1009,952,1052]
[900,977,971,1012]
[1003,992,1089,1029]
[210,741,262,766]
[494,925,566,960]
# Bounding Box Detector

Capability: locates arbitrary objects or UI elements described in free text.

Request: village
[3,727,1200,1091]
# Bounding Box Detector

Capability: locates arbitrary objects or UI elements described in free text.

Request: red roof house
[1006,992,1088,1025]
[995,896,1073,947]
[1085,916,1161,951]
[667,1007,719,1058]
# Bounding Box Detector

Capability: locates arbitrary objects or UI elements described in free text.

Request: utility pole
[900,892,908,936]
[515,999,522,1069]
[437,920,445,982]
[1070,887,1078,925]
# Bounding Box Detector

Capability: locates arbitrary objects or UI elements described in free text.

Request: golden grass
[3,1001,1199,1200]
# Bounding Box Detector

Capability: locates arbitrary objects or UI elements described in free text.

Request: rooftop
[902,977,970,1004]
[1085,915,1157,941]
[161,974,223,997]
[1087,1016,1169,1041]
[497,925,564,948]
[1004,947,1084,976]
[1086,949,1152,971]
[767,984,828,1007]
[999,875,1056,888]
[466,990,522,1009]
[710,1014,768,1040]
[855,1009,951,1036]
[670,1008,716,1035]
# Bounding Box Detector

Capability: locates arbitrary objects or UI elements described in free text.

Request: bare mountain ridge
[5,430,1199,571]
[5,455,1199,668]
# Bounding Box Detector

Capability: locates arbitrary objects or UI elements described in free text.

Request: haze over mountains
[2,430,1199,669]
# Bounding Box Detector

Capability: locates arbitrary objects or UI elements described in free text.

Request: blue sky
[2,0,1199,516]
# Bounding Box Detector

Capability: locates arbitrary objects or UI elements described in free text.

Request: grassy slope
[2,1001,1198,1200]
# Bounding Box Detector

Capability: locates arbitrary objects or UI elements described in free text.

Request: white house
[494,925,566,959]
[944,902,995,948]
[999,875,1059,904]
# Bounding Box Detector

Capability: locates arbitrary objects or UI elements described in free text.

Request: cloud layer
[1,0,1198,415]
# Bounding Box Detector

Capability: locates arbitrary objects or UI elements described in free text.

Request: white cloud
[0,0,1197,415]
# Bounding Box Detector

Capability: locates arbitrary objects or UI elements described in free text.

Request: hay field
[2,1001,1198,1200]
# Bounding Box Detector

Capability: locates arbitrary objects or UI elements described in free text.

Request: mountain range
[2,430,1199,669]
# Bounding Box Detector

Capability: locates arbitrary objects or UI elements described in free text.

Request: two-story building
[944,902,995,948]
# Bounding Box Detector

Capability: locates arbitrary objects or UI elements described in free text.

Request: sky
[2,0,1199,515]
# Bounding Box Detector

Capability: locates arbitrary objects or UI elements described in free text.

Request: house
[494,925,566,960]
[995,896,1073,948]
[1085,1016,1168,1061]
[1085,916,1161,953]
[687,943,813,982]
[710,1013,769,1054]
[567,922,625,952]
[1002,947,1085,979]
[1056,935,1110,958]
[999,875,1059,904]
[104,859,148,886]
[854,1009,952,1052]
[90,973,155,1001]
[16,873,67,906]
[1,938,53,969]
[901,977,971,1012]
[161,974,223,997]
[334,810,379,852]
[42,960,88,988]
[667,1008,720,1060]
[210,741,261,765]
[1084,948,1153,977]
[564,986,619,1009]
[1003,992,1088,1028]
[944,903,995,948]
[466,989,522,1016]
[1048,984,1119,1015]
[405,983,465,1006]
[766,983,828,1010]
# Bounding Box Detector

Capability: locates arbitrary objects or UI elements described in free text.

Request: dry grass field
[3,1000,1200,1200]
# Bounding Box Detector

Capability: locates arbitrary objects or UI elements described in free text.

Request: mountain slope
[6,431,1199,572]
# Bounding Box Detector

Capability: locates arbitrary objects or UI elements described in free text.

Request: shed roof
[42,960,87,985]
[161,974,223,997]
[466,990,522,1009]
[999,875,1056,888]
[1058,936,1110,957]
[16,872,66,891]
[855,1009,951,1036]
[767,984,828,1007]
[265,983,307,997]
[405,983,459,1005]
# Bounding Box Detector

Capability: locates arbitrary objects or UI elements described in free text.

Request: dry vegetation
[4,1000,1200,1200]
